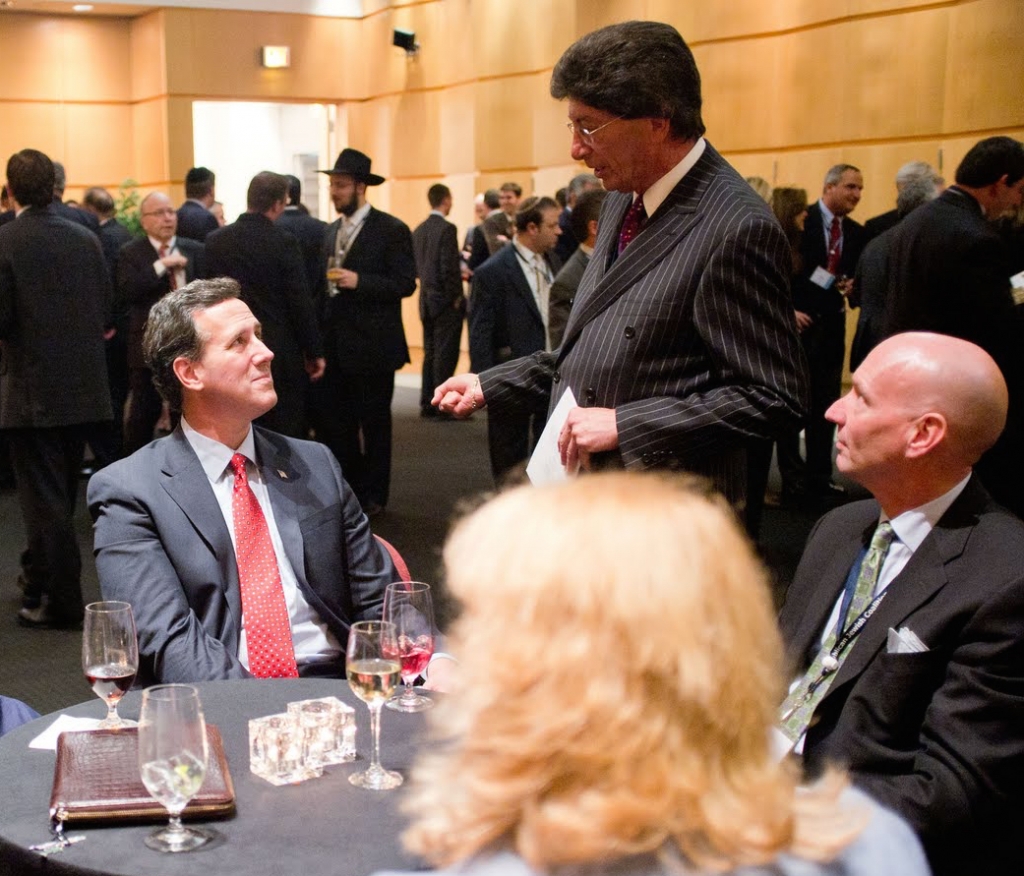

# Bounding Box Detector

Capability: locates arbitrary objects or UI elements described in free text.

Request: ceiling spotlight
[392,28,419,57]
[73,3,94,10]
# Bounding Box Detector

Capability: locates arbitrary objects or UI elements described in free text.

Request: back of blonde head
[402,474,858,872]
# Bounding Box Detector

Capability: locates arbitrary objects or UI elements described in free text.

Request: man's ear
[906,412,947,459]
[172,356,202,393]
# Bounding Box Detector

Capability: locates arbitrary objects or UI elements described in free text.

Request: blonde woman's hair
[401,473,862,872]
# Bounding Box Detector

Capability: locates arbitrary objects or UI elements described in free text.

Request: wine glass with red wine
[382,582,435,713]
[82,601,139,729]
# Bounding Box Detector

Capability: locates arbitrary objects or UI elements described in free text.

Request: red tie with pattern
[229,453,299,678]
[826,216,842,275]
[159,244,178,290]
[617,195,647,255]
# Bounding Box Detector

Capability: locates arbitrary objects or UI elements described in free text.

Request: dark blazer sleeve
[468,257,503,373]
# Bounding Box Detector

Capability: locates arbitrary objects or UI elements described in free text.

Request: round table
[0,679,429,875]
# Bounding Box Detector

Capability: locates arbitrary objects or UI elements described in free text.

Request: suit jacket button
[624,326,636,339]
[553,371,561,383]
[583,388,596,405]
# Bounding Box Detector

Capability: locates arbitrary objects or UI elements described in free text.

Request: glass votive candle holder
[249,713,323,786]
[288,696,356,765]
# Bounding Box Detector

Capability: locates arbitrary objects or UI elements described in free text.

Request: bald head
[870,333,1006,463]
[828,333,1006,512]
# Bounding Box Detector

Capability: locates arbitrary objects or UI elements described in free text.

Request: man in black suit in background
[0,149,112,628]
[862,160,942,242]
[548,187,606,349]
[51,161,100,232]
[204,171,325,439]
[176,166,219,242]
[882,135,1024,517]
[778,332,1024,876]
[849,175,939,371]
[312,149,417,517]
[276,174,328,303]
[118,191,203,454]
[82,185,134,465]
[787,163,866,498]
[468,195,562,482]
[413,183,466,418]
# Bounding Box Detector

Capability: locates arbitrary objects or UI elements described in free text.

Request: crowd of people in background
[2,16,1024,876]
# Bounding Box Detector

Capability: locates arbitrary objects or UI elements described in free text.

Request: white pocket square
[887,626,928,654]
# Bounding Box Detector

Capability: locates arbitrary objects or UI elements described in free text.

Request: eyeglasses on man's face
[142,208,176,217]
[565,115,625,144]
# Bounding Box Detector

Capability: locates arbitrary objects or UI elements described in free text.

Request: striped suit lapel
[558,151,716,354]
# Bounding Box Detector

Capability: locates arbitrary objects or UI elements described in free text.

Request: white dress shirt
[181,419,342,670]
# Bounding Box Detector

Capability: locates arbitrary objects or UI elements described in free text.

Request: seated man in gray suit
[88,277,395,685]
[778,332,1024,876]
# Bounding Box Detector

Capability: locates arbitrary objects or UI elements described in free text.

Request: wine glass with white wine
[138,684,214,852]
[382,582,435,713]
[346,620,403,790]
[82,601,139,729]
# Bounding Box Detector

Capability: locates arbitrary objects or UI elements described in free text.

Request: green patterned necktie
[779,521,895,743]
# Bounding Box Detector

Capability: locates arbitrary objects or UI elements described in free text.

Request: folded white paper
[28,715,102,751]
[526,388,578,485]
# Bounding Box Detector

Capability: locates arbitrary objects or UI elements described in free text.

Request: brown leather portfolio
[49,725,235,824]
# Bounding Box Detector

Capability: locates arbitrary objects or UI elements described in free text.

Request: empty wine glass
[138,684,214,853]
[82,601,139,729]
[382,582,435,713]
[346,620,403,790]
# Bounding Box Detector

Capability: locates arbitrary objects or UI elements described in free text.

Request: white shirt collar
[341,202,371,227]
[882,473,972,553]
[148,235,177,252]
[181,417,257,484]
[638,136,706,217]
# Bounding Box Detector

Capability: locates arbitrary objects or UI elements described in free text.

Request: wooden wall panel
[944,0,1024,131]
[63,104,134,188]
[438,82,476,175]
[129,11,166,102]
[0,105,65,169]
[0,14,131,103]
[130,98,169,188]
[471,0,577,80]
[162,10,359,101]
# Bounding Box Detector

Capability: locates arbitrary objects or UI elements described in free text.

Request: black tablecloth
[0,679,428,875]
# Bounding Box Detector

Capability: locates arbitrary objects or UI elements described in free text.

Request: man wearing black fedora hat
[311,148,417,517]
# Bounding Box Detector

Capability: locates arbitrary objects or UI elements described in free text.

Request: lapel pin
[277,469,288,479]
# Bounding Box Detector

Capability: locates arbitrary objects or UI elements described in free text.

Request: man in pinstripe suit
[433,21,808,517]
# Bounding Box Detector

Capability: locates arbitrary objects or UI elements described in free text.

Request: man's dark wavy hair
[550,21,705,141]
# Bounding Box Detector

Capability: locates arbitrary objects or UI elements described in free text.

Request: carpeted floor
[0,381,842,716]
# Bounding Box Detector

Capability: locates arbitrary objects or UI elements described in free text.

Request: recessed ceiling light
[73,3,94,10]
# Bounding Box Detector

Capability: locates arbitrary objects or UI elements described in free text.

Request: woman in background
[770,187,811,507]
[375,473,929,876]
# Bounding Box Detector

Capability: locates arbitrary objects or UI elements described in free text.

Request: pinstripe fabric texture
[480,142,808,503]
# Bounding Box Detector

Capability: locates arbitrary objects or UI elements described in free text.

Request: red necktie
[229,453,299,678]
[159,244,178,290]
[826,216,842,275]
[617,196,647,255]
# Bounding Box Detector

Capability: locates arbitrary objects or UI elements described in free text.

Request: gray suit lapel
[158,429,241,624]
[254,430,305,584]
[506,249,544,327]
